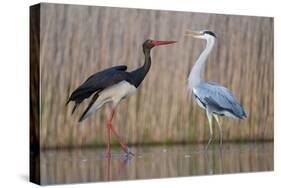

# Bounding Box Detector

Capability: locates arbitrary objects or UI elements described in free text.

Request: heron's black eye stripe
[203,31,216,38]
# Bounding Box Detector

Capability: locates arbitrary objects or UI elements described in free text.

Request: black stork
[66,39,176,157]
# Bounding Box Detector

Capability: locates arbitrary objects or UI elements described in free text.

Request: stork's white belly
[87,81,137,115]
[100,81,137,104]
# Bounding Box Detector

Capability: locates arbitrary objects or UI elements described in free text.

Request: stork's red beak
[151,40,177,46]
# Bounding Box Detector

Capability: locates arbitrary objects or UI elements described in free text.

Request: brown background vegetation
[38,3,273,148]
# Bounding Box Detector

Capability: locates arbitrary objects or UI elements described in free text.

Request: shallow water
[39,142,273,185]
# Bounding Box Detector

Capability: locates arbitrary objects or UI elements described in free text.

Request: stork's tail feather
[71,103,79,115]
[78,104,93,122]
[79,111,88,123]
[65,99,70,106]
[78,92,100,123]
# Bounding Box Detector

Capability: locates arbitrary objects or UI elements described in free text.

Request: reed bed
[38,3,273,148]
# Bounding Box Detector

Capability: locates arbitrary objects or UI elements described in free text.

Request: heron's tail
[241,109,247,119]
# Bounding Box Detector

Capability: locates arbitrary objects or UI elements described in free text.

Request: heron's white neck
[188,36,215,89]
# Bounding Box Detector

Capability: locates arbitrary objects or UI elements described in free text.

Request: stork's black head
[143,39,155,49]
[143,39,177,50]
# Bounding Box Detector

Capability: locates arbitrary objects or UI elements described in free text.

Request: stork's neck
[130,48,151,88]
[188,37,215,89]
[142,48,152,75]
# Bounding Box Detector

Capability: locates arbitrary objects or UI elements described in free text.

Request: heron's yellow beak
[184,30,202,38]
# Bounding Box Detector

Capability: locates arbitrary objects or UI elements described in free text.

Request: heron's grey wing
[193,82,246,118]
[67,65,128,104]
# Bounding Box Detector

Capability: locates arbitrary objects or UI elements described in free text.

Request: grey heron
[185,30,246,149]
[66,39,176,157]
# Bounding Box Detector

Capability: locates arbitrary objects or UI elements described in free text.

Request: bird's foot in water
[121,146,134,157]
[121,147,134,161]
[204,136,213,151]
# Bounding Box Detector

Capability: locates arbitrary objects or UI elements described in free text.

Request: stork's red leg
[108,123,128,152]
[105,121,111,158]
[108,109,134,156]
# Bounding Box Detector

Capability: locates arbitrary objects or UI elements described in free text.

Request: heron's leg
[205,111,213,151]
[214,115,223,148]
[108,109,134,156]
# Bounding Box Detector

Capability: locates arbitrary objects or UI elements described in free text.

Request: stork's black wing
[66,65,129,105]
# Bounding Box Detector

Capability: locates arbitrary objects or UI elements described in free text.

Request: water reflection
[40,142,273,185]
